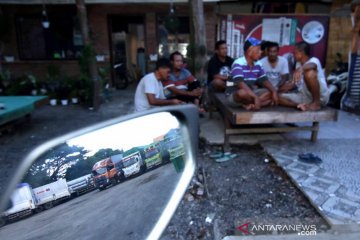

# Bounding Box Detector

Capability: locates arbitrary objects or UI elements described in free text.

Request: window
[16,11,83,60]
[158,16,190,58]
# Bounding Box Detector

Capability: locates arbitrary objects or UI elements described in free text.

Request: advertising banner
[219,15,329,66]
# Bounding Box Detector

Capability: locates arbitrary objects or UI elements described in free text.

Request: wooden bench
[210,92,338,151]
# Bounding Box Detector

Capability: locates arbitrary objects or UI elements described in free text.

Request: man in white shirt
[134,58,183,112]
[260,42,293,93]
[279,41,329,111]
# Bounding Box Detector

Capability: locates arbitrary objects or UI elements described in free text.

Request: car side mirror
[0,105,198,240]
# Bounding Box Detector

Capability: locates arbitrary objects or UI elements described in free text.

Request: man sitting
[134,58,183,112]
[207,40,234,92]
[228,37,278,110]
[279,41,330,111]
[260,41,293,93]
[163,51,203,112]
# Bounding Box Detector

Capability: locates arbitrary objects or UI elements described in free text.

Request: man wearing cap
[228,37,278,110]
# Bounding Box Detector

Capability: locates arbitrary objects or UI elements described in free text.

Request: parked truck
[0,183,37,226]
[33,178,71,210]
[143,143,163,169]
[92,156,123,191]
[120,151,145,178]
[67,174,95,196]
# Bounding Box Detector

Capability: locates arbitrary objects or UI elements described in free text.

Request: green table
[0,96,48,126]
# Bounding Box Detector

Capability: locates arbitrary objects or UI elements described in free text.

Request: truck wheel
[35,206,44,213]
[0,217,6,227]
[140,164,146,173]
[44,202,53,210]
[99,186,105,191]
[111,178,117,186]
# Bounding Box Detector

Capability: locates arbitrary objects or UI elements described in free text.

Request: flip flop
[298,153,322,164]
[209,151,223,159]
[215,153,238,163]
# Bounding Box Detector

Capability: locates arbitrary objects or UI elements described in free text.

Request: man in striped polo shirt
[228,37,278,110]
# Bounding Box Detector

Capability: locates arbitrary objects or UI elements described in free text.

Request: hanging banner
[219,14,329,66]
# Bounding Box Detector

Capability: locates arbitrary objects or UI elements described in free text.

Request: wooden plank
[213,93,338,125]
[225,126,314,134]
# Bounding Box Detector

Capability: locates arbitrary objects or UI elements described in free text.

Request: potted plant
[48,92,57,106]
[70,89,79,104]
[57,77,72,106]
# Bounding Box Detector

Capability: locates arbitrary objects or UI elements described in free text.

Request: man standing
[207,40,234,92]
[279,41,329,111]
[228,37,278,110]
[260,42,293,93]
[163,51,203,111]
[134,58,183,112]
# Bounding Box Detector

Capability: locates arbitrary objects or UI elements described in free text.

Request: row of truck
[1,134,185,226]
[0,174,94,227]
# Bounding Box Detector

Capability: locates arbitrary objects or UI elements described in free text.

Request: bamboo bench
[210,92,338,151]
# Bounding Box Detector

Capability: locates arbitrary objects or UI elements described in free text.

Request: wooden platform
[211,93,338,151]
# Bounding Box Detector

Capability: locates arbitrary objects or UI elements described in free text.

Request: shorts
[226,88,269,107]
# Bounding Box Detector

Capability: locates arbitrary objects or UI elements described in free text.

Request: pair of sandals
[209,151,238,162]
[298,153,322,164]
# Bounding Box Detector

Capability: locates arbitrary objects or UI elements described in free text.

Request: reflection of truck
[33,179,71,210]
[164,134,185,160]
[143,143,163,169]
[67,174,95,196]
[121,151,145,178]
[1,183,37,226]
[92,157,122,190]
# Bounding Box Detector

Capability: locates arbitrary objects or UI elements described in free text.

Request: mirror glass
[0,112,188,240]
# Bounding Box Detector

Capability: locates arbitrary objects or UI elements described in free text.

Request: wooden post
[76,0,100,110]
[188,0,207,85]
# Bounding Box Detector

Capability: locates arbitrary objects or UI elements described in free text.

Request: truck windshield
[94,167,107,175]
[123,156,138,167]
[145,148,158,158]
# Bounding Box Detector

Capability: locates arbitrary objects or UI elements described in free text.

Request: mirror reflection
[0,112,187,240]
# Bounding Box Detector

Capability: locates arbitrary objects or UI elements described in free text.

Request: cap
[244,37,262,52]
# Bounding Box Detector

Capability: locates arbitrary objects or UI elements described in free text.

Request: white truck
[33,178,71,210]
[67,174,95,196]
[1,183,37,226]
[120,151,145,178]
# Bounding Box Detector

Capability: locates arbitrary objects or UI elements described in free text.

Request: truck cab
[92,158,120,190]
[143,144,163,169]
[121,151,144,178]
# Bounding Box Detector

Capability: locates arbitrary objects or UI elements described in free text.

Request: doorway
[108,15,145,86]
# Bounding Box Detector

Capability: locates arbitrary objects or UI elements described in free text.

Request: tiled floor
[263,140,360,227]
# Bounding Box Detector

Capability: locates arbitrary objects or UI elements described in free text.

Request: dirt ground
[162,141,329,240]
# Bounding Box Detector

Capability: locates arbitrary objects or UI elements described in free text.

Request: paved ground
[200,110,360,238]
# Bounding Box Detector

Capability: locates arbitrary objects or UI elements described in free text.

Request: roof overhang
[0,0,228,4]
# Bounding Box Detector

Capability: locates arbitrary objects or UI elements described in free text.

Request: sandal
[215,153,238,163]
[298,153,322,164]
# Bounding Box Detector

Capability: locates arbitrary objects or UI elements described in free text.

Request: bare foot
[243,104,255,110]
[305,102,321,111]
[297,103,307,111]
[297,102,321,111]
